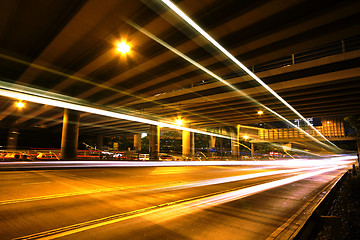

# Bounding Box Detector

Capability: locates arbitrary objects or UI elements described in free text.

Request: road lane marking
[13,165,347,240]
[21,181,52,185]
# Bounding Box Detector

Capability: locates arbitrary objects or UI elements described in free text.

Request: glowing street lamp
[175,118,184,126]
[116,42,131,54]
[16,101,24,108]
[257,110,263,116]
[243,135,249,140]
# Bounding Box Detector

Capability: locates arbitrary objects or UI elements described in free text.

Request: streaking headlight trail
[160,0,339,150]
[0,87,229,139]
[126,18,336,151]
[13,161,350,240]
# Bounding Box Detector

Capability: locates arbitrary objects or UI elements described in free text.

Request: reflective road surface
[0,156,355,240]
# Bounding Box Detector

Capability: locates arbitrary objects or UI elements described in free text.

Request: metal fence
[189,35,360,88]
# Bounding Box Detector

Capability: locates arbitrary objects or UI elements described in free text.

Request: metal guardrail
[189,34,360,87]
[0,149,299,161]
[0,149,126,161]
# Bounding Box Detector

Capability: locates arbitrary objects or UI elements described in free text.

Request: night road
[0,157,355,240]
[1,1,359,239]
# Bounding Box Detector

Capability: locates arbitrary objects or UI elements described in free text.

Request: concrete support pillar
[134,133,141,152]
[96,134,103,150]
[182,126,191,157]
[157,126,160,153]
[7,128,19,150]
[219,128,223,159]
[251,142,254,160]
[237,125,240,160]
[209,135,216,157]
[60,109,80,160]
[210,136,216,148]
[191,132,195,156]
[231,130,237,158]
[149,125,159,161]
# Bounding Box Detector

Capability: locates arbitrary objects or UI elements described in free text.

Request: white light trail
[160,0,338,149]
[15,162,348,239]
[0,88,229,139]
[127,19,334,150]
[126,20,236,91]
[160,165,334,191]
[1,155,354,168]
[187,165,346,210]
[1,163,344,206]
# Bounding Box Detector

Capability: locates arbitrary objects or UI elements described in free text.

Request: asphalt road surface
[0,157,355,240]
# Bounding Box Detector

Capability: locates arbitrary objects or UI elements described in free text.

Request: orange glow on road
[16,157,352,239]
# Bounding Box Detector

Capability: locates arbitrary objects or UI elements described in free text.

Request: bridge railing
[189,34,360,88]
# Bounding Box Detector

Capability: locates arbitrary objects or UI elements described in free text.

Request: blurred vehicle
[36,153,59,160]
[99,151,125,160]
[139,154,149,161]
[159,154,175,161]
[112,152,124,159]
